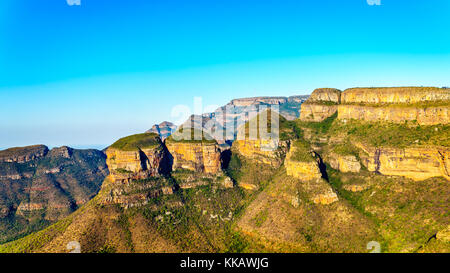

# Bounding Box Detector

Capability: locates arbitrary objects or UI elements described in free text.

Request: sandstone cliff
[341,87,449,104]
[355,142,449,181]
[166,141,221,174]
[106,133,171,183]
[337,104,449,125]
[300,88,341,122]
[337,87,450,125]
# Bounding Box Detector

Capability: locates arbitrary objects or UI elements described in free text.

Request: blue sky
[0,0,449,149]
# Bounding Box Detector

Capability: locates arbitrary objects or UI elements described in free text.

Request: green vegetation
[329,120,450,147]
[331,142,360,157]
[290,140,315,162]
[297,112,337,134]
[110,133,161,151]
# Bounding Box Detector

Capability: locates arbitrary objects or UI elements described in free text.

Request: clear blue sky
[0,0,449,149]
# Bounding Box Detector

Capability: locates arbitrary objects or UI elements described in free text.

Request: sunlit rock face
[165,142,221,174]
[326,153,361,173]
[337,87,450,125]
[105,133,171,183]
[355,143,450,181]
[337,104,449,125]
[300,88,341,122]
[284,145,322,181]
[341,87,450,104]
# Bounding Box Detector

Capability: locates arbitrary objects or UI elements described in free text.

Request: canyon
[0,86,448,253]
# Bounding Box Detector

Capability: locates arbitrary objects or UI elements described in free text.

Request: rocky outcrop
[0,145,48,163]
[356,143,450,181]
[337,104,449,125]
[48,146,72,158]
[284,144,338,205]
[106,133,170,182]
[106,147,168,182]
[307,88,341,103]
[436,225,450,243]
[0,145,108,243]
[341,87,450,104]
[234,139,288,167]
[165,142,221,174]
[285,145,322,181]
[300,88,341,122]
[327,153,361,173]
[300,104,338,122]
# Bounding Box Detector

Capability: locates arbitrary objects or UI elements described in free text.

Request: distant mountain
[146,121,177,140]
[0,145,108,243]
[180,95,308,143]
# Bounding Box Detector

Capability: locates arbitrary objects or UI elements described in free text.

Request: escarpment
[0,145,108,243]
[338,87,450,125]
[300,88,341,122]
[341,87,450,104]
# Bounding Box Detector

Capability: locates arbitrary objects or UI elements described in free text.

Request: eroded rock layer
[356,143,450,181]
[165,142,221,174]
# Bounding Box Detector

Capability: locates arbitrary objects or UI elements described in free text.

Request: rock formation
[165,129,221,174]
[338,87,450,125]
[326,153,361,173]
[356,143,449,181]
[300,88,341,122]
[106,133,170,183]
[0,145,48,163]
[0,145,108,243]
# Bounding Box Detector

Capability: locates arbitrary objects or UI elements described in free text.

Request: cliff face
[234,139,288,167]
[300,104,338,122]
[356,143,449,181]
[0,145,48,163]
[106,146,168,182]
[326,153,361,173]
[165,142,221,174]
[337,87,450,125]
[0,145,108,243]
[300,88,341,122]
[284,145,322,181]
[338,104,449,125]
[341,87,450,104]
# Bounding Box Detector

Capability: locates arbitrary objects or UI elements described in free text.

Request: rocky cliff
[300,88,341,122]
[338,87,450,125]
[165,129,221,174]
[337,104,449,125]
[355,143,449,181]
[0,145,108,243]
[106,133,171,183]
[341,87,449,104]
[0,145,48,163]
